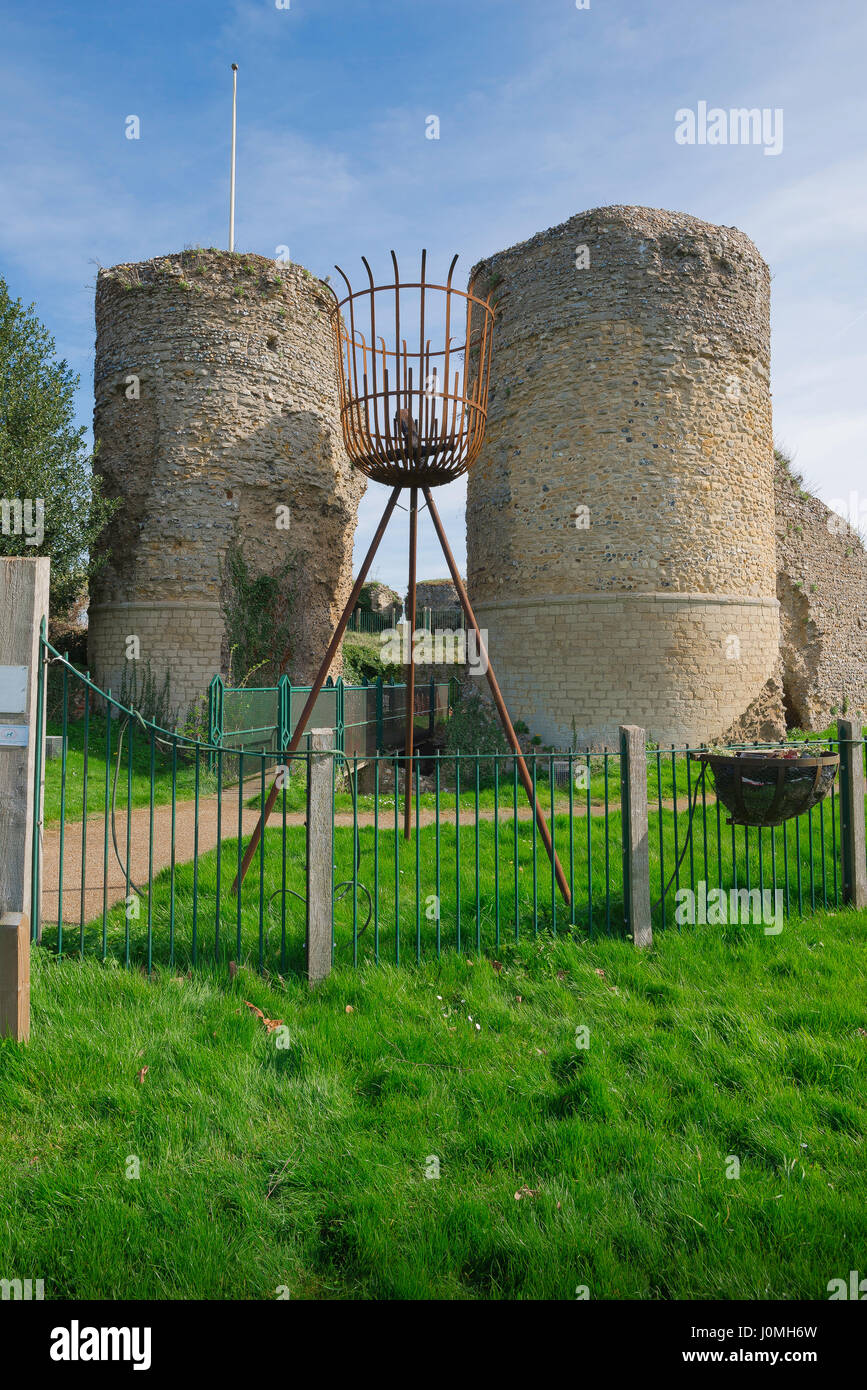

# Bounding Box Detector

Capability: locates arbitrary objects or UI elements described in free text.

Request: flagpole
[229,63,238,251]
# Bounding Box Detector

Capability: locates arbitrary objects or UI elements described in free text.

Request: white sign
[0,724,28,747]
[0,665,28,714]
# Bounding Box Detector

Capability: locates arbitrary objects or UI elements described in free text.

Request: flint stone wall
[775,456,867,729]
[89,249,364,717]
[467,205,779,749]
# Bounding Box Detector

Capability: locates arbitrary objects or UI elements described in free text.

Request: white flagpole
[229,63,238,251]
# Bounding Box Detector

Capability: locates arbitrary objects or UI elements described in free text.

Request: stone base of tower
[88,601,224,721]
[473,591,780,750]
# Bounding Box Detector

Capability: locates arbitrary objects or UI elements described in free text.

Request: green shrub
[444,687,509,783]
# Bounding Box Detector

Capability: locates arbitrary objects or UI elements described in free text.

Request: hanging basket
[697,749,839,827]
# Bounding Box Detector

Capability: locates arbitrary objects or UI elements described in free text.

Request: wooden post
[838,718,867,909]
[0,913,30,1042]
[620,724,652,949]
[306,728,334,985]
[0,557,50,1040]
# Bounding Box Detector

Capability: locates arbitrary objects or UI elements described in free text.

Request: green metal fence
[345,605,464,634]
[208,672,459,762]
[649,745,846,932]
[33,632,867,978]
[346,606,401,635]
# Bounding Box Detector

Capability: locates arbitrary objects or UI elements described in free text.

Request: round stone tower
[467,206,779,748]
[89,250,364,716]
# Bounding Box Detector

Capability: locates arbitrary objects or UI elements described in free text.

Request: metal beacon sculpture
[235,251,570,907]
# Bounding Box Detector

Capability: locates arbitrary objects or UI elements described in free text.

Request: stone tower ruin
[467,205,780,749]
[89,250,364,716]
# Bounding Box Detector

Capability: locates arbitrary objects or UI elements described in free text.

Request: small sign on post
[0,666,28,713]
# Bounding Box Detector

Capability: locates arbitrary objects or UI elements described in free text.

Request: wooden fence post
[838,718,867,910]
[0,557,50,1041]
[620,724,652,949]
[306,728,334,985]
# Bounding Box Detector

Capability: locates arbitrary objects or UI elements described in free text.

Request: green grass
[2,909,865,1299]
[42,713,219,826]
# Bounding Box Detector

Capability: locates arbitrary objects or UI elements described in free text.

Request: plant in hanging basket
[697,748,839,827]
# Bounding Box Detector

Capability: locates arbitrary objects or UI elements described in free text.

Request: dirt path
[40,780,705,925]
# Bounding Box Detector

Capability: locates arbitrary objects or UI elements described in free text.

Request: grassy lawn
[42,713,219,826]
[1,907,865,1299]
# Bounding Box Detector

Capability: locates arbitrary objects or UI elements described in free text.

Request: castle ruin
[89,249,364,716]
[87,223,866,744]
[467,206,780,747]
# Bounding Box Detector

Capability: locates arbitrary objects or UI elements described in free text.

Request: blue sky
[1,0,864,589]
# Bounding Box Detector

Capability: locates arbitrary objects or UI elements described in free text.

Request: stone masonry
[467,206,779,749]
[413,579,461,612]
[775,455,867,729]
[89,249,364,717]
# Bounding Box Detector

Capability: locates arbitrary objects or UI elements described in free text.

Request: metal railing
[34,635,867,976]
[649,744,847,931]
[208,672,460,763]
[346,606,401,634]
[346,605,465,634]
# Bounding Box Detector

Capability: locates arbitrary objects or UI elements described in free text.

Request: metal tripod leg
[233,486,401,894]
[422,485,572,908]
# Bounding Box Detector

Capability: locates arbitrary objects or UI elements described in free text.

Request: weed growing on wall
[220,541,294,686]
[444,687,509,784]
[119,659,173,728]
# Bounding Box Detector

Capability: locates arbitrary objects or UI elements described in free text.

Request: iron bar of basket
[329,253,494,487]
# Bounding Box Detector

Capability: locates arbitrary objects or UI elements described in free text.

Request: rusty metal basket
[328,251,495,487]
[698,750,839,827]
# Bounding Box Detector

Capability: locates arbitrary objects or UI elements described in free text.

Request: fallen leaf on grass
[345,1004,355,1014]
[514,1185,540,1201]
[594,969,606,978]
[244,1001,284,1033]
[491,961,503,974]
[136,1067,148,1084]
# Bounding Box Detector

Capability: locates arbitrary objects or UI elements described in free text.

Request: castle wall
[774,455,867,729]
[89,250,364,718]
[466,205,779,749]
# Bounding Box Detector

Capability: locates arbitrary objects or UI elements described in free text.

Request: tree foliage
[0,276,116,613]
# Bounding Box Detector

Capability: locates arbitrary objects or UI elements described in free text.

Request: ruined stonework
[89,250,364,715]
[362,581,401,615]
[467,205,779,749]
[774,456,867,728]
[413,579,461,611]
